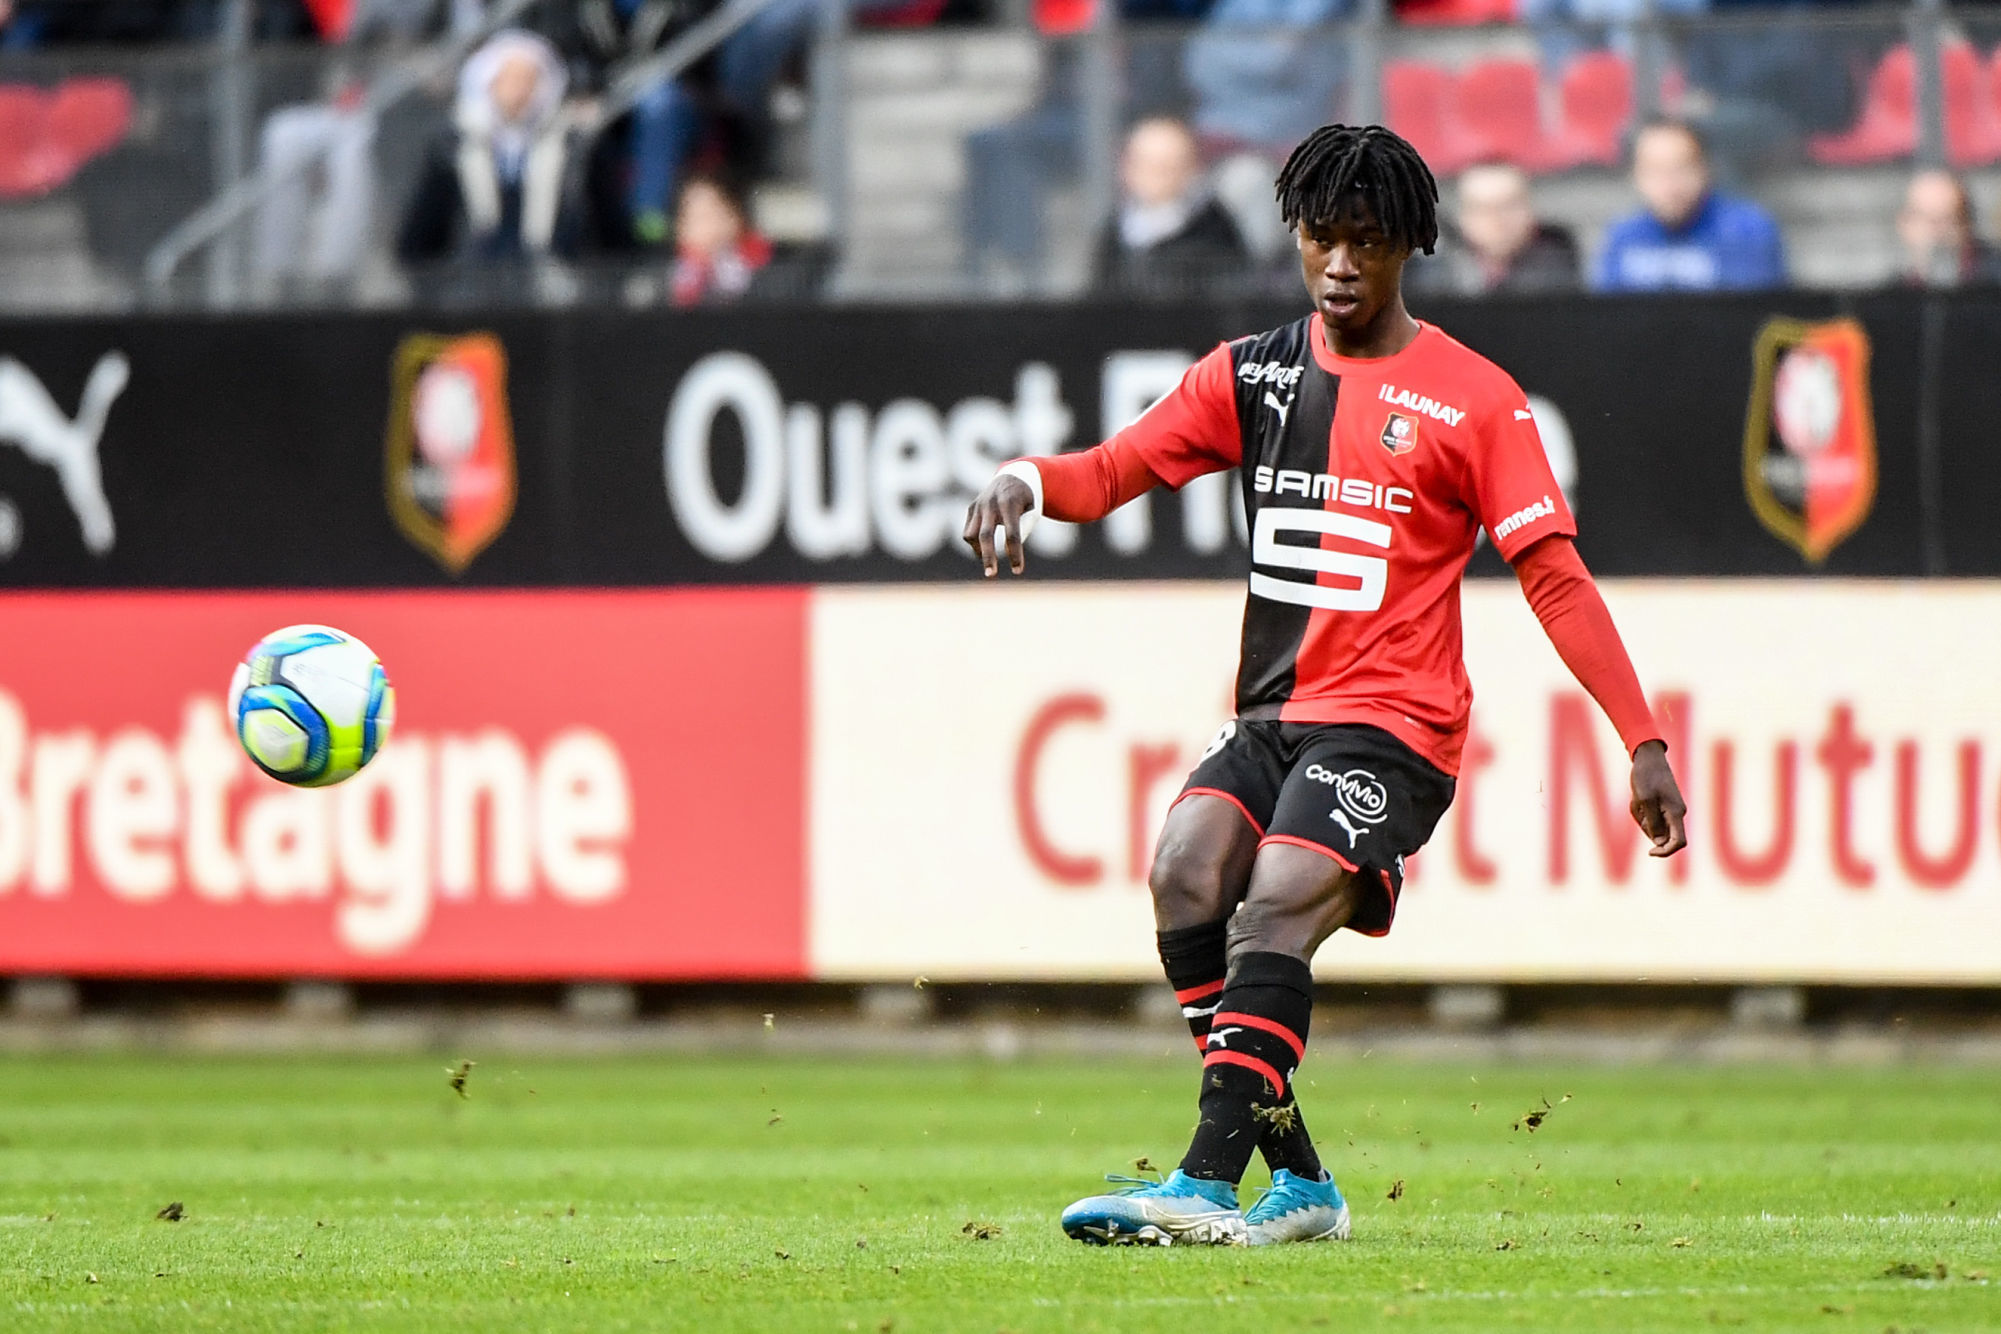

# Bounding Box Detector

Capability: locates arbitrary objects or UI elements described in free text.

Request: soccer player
[961,125,1687,1247]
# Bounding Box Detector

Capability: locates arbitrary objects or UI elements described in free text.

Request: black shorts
[1173,720,1457,937]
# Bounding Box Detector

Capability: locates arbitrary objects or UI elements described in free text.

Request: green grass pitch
[1,1051,1996,1331]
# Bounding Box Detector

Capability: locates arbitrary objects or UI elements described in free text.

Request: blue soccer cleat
[1060,1169,1248,1246]
[1244,1168,1352,1245]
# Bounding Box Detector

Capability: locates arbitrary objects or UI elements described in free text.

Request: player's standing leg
[1062,776,1338,1245]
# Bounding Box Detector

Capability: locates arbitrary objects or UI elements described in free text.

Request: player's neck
[1320,299,1420,361]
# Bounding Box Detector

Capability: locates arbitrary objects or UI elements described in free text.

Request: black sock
[1179,951,1316,1185]
[1255,1082,1324,1181]
[1156,920,1228,1056]
[1160,923,1323,1180]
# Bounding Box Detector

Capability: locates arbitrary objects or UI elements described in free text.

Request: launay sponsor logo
[1377,384,1465,426]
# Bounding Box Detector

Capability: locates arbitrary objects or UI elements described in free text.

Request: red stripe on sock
[1203,1049,1287,1099]
[1174,979,1226,1004]
[1210,1010,1306,1062]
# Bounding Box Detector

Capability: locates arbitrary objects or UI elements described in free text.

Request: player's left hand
[1629,739,1687,858]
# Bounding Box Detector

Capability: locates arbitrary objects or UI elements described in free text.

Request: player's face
[1296,204,1409,337]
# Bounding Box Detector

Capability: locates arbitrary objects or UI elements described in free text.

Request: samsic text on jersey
[1108,317,1575,775]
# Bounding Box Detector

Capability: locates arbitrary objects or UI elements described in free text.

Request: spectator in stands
[1419,161,1578,296]
[254,1,488,291]
[1894,169,2001,290]
[1594,118,1785,293]
[1091,117,1247,296]
[551,0,916,250]
[961,0,1214,289]
[396,29,588,265]
[669,172,771,305]
[541,1,697,249]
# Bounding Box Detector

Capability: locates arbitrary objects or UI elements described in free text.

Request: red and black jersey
[1106,317,1576,775]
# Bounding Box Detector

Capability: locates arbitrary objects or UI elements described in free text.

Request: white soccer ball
[226,624,396,787]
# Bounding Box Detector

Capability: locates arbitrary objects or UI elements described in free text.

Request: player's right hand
[963,474,1035,578]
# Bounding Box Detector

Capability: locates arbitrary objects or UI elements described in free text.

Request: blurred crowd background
[2,0,1999,310]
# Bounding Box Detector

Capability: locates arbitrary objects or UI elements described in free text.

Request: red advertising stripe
[0,589,808,979]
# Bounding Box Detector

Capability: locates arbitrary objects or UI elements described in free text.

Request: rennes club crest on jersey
[1380,410,1417,456]
[1741,316,1877,564]
[385,332,517,574]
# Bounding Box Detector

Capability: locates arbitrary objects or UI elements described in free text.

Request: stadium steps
[0,196,123,311]
[836,30,1046,297]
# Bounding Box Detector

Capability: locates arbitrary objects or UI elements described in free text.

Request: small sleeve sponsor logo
[1492,494,1557,542]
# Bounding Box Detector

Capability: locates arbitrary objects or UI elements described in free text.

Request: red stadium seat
[1395,0,1516,25]
[1942,41,2001,166]
[1992,45,2001,144]
[0,87,61,197]
[1384,60,1472,175]
[860,0,950,27]
[1450,57,1564,171]
[1550,50,1632,168]
[1809,45,1915,165]
[46,78,133,163]
[0,79,135,199]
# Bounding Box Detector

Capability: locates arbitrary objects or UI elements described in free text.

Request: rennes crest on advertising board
[1741,317,1876,564]
[385,332,516,574]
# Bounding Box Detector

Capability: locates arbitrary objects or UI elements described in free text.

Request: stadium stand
[0,0,1997,306]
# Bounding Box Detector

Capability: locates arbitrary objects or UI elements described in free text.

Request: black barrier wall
[0,292,1986,587]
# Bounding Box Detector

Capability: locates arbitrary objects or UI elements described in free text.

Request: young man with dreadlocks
[962,124,1689,1247]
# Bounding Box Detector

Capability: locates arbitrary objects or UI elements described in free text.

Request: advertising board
[3,292,1990,587]
[809,583,2001,984]
[0,590,807,977]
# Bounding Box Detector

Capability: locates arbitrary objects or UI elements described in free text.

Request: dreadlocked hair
[1275,124,1440,256]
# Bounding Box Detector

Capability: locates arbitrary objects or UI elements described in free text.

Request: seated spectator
[960,0,1213,287]
[540,0,697,249]
[396,30,588,266]
[1421,161,1578,296]
[1593,117,1785,293]
[670,173,771,306]
[1092,117,1247,296]
[255,86,376,291]
[1894,169,2000,290]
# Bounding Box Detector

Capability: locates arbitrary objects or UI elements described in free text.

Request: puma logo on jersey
[1377,383,1466,426]
[1329,808,1368,848]
[1493,493,1558,540]
[1208,1026,1246,1048]
[1264,390,1292,429]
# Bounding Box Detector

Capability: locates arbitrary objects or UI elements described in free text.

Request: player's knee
[1225,894,1311,960]
[1148,842,1233,926]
